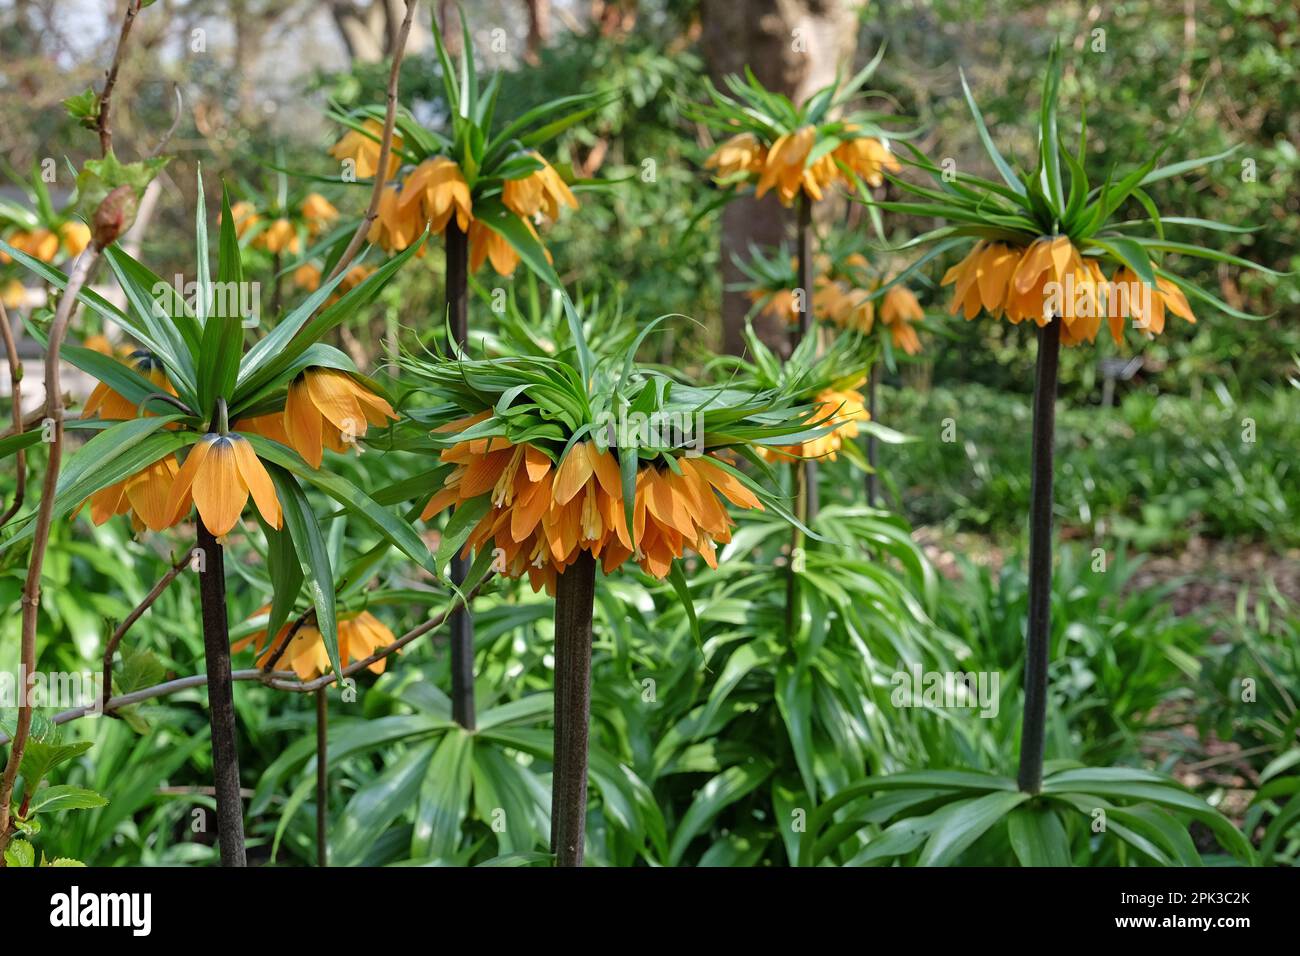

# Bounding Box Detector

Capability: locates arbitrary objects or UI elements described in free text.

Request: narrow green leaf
[260,515,304,648]
[1094,237,1156,288]
[666,561,702,655]
[25,785,108,815]
[411,729,474,859]
[194,166,212,327]
[918,791,1029,866]
[196,187,247,416]
[268,465,340,677]
[332,743,435,866]
[435,493,491,573]
[1007,806,1072,866]
[958,68,1025,196]
[247,434,438,577]
[667,759,774,865]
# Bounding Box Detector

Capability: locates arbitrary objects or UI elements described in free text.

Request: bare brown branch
[145,84,185,160]
[0,300,26,527]
[101,548,197,713]
[326,0,419,284]
[0,399,67,441]
[0,245,100,857]
[96,0,145,156]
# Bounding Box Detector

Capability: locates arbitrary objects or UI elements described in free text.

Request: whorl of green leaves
[396,311,844,539]
[467,271,639,360]
[683,46,903,153]
[324,5,612,287]
[731,232,890,316]
[0,172,432,677]
[870,40,1285,320]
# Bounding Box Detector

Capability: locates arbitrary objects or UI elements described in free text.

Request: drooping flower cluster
[279,367,398,469]
[817,274,925,355]
[81,425,283,538]
[329,130,577,277]
[87,455,189,534]
[760,384,871,463]
[868,44,1269,353]
[876,280,925,355]
[328,119,403,181]
[741,245,927,355]
[502,153,579,222]
[706,125,900,207]
[2,279,24,308]
[234,609,396,680]
[78,353,395,536]
[0,172,94,309]
[0,222,90,264]
[940,236,1196,347]
[421,419,763,595]
[324,11,597,286]
[291,261,374,299]
[83,350,175,420]
[747,282,802,326]
[78,351,186,533]
[166,433,282,536]
[238,368,396,470]
[227,192,338,256]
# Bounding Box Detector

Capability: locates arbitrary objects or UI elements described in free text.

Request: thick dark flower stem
[551,551,596,867]
[785,194,817,630]
[196,523,247,867]
[445,220,476,731]
[316,687,328,867]
[795,193,819,527]
[1017,317,1061,794]
[784,462,806,633]
[865,359,879,507]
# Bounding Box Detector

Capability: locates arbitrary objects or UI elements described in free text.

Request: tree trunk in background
[524,0,552,62]
[329,0,429,63]
[440,0,464,55]
[700,0,860,356]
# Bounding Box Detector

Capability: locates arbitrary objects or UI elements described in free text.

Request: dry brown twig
[145,85,185,160]
[0,300,25,527]
[326,0,419,284]
[0,246,101,857]
[0,0,144,861]
[100,548,197,713]
[96,0,144,156]
[259,612,313,672]
[0,403,61,442]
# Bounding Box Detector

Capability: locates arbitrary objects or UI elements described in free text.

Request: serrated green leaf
[3,839,35,868]
[26,785,109,815]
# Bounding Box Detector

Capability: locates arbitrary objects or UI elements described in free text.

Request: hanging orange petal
[165,436,213,526]
[524,444,551,481]
[305,369,368,438]
[192,437,249,537]
[125,456,181,531]
[691,456,763,511]
[230,435,282,529]
[588,444,622,497]
[552,443,595,506]
[285,378,325,468]
[511,471,553,542]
